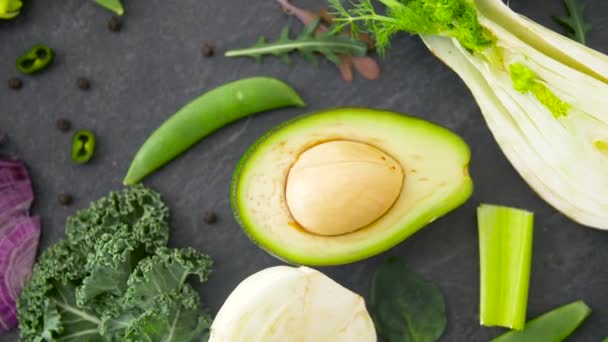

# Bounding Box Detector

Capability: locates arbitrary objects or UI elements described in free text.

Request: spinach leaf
[370,257,446,342]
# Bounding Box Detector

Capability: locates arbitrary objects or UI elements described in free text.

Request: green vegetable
[370,257,446,342]
[491,301,591,342]
[95,0,124,16]
[478,204,533,330]
[17,186,213,341]
[331,0,608,230]
[123,77,305,185]
[509,63,570,118]
[16,44,55,75]
[71,129,96,164]
[553,0,591,45]
[225,18,368,65]
[0,0,21,19]
[330,0,494,54]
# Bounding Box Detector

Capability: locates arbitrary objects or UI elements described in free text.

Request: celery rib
[478,204,534,330]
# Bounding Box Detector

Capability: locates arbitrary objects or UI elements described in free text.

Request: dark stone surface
[1,0,607,341]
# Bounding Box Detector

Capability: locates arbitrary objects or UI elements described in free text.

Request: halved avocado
[231,108,472,266]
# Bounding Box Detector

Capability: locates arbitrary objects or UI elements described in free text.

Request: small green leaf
[370,257,447,342]
[95,0,124,16]
[225,19,367,66]
[553,0,591,45]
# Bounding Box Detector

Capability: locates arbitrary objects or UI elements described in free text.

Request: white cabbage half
[209,266,376,342]
[422,0,608,229]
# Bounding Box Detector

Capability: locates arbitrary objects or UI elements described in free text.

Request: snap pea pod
[491,301,591,342]
[123,77,305,185]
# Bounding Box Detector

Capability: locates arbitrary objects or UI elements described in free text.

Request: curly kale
[18,185,213,342]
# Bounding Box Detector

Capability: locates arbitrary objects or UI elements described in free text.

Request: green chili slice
[71,130,96,164]
[491,301,591,342]
[16,44,54,75]
[0,0,22,19]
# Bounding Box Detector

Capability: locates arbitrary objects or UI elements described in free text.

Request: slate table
[1,0,607,340]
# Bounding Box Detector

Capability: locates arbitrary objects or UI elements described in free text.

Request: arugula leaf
[370,257,447,342]
[553,0,591,45]
[225,18,368,65]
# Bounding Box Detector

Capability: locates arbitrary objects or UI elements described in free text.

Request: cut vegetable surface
[0,160,40,332]
[209,265,376,342]
[491,301,591,342]
[16,44,54,75]
[17,186,213,341]
[124,77,305,185]
[478,204,533,330]
[0,0,21,19]
[232,108,472,265]
[370,257,446,342]
[331,0,608,230]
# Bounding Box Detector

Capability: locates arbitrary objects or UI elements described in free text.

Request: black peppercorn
[107,16,122,32]
[201,43,215,57]
[55,118,72,132]
[203,210,218,224]
[7,78,23,90]
[77,78,91,90]
[58,193,74,206]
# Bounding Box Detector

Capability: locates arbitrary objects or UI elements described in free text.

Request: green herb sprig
[553,0,591,45]
[225,18,367,65]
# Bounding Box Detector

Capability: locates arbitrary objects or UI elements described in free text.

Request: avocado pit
[285,140,404,236]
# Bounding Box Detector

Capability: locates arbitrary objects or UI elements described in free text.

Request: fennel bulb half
[332,0,608,229]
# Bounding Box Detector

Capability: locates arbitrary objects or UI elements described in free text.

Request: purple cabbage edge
[0,159,40,331]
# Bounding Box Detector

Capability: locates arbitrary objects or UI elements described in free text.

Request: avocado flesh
[231,108,473,266]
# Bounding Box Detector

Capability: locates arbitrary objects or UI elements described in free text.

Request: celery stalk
[478,204,534,330]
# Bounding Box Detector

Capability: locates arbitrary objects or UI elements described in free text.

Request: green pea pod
[71,130,96,164]
[16,44,54,74]
[491,301,591,342]
[123,77,305,185]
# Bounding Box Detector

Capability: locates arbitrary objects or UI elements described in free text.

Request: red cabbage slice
[0,160,39,332]
[0,160,33,222]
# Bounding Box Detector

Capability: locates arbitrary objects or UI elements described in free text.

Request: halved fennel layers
[422,0,608,229]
